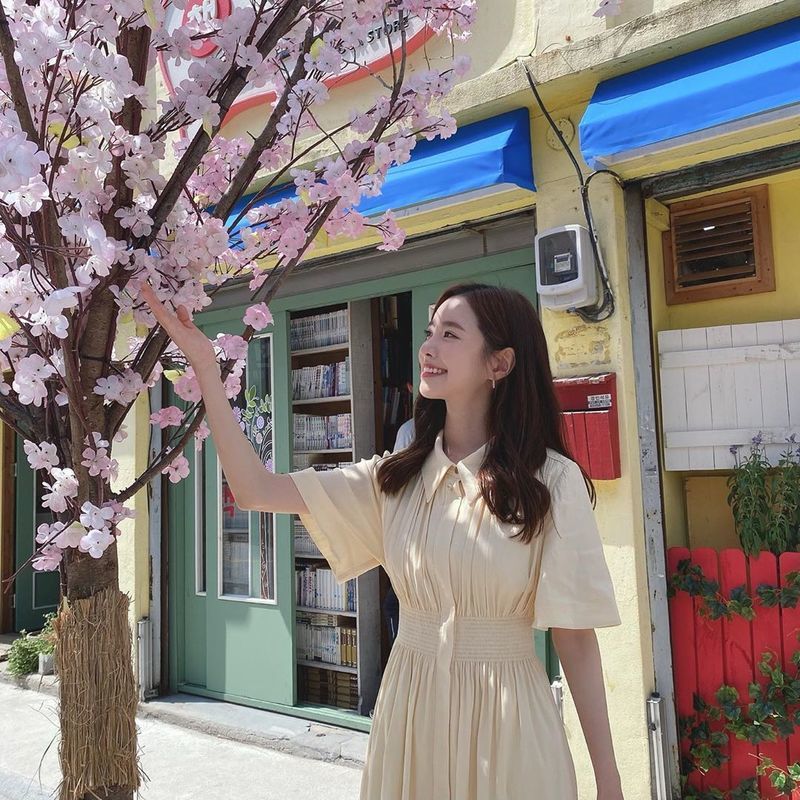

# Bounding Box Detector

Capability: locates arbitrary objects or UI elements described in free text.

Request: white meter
[535,224,598,310]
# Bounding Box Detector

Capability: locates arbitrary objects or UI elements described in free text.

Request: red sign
[182,0,232,59]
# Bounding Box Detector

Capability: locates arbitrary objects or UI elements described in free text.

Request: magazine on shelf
[296,612,358,667]
[293,413,352,451]
[291,358,350,400]
[290,309,349,351]
[295,565,357,613]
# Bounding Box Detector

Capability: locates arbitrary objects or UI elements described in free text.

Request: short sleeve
[289,454,385,583]
[532,459,621,631]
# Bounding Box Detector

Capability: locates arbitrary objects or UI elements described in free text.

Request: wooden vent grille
[672,200,755,287]
[662,184,774,305]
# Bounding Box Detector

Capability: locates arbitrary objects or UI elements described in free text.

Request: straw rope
[53,587,143,800]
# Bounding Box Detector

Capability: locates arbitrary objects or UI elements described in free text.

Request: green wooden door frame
[14,437,59,633]
[169,247,559,727]
[168,309,295,712]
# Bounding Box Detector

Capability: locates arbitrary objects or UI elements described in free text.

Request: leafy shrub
[727,434,800,555]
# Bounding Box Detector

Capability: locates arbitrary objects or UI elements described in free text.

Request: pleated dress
[290,431,621,800]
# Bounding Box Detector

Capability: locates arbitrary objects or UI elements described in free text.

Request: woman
[141,281,624,800]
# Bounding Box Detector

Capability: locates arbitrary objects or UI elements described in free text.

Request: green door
[173,315,295,707]
[410,265,559,681]
[14,438,60,632]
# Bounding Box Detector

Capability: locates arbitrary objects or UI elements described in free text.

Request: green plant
[6,632,42,676]
[6,612,58,676]
[727,434,800,555]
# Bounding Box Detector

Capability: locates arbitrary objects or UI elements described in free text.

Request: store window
[216,335,276,602]
[662,184,775,304]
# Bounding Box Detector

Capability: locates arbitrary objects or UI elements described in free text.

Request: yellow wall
[646,170,800,549]
[111,320,153,671]
[531,96,655,800]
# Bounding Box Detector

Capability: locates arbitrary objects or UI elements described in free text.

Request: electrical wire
[519,60,624,323]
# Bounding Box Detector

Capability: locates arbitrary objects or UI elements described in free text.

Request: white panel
[659,330,689,470]
[658,319,800,471]
[706,326,736,469]
[660,343,800,369]
[731,325,762,451]
[681,328,714,469]
[757,321,790,465]
[658,329,683,353]
[666,427,798,448]
[785,319,800,433]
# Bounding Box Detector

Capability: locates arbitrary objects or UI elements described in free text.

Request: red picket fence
[668,547,800,797]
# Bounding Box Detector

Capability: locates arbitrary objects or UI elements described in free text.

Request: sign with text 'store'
[159,0,433,126]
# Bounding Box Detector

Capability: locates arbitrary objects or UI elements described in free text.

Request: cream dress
[290,431,621,800]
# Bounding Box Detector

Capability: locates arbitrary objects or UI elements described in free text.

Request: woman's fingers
[140,283,182,338]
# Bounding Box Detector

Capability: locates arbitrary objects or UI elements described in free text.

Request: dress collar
[421,431,488,505]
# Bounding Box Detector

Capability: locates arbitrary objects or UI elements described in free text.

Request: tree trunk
[54,545,141,800]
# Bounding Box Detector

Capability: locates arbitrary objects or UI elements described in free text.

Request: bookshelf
[290,300,381,716]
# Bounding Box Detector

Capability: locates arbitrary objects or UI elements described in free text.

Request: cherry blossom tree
[0,1,473,797]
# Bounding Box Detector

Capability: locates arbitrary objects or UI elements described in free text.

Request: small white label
[587,393,612,409]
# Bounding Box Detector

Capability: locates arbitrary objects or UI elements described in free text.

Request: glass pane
[221,470,250,596]
[33,471,60,611]
[195,444,206,594]
[215,335,275,601]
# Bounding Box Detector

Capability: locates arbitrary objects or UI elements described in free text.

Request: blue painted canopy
[226,108,534,237]
[579,18,800,168]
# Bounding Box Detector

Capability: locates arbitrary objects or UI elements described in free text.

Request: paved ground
[0,680,365,800]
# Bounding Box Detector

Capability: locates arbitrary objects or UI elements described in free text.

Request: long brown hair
[376,283,595,543]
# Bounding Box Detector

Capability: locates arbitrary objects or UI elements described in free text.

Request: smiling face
[419,295,496,402]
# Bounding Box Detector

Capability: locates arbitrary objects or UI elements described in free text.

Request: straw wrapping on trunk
[53,587,143,800]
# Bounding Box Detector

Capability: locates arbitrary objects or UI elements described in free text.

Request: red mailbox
[553,373,621,480]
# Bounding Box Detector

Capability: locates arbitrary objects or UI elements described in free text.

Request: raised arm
[140,284,307,515]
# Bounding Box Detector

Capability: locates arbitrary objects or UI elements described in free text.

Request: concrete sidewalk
[0,657,369,769]
[0,679,364,800]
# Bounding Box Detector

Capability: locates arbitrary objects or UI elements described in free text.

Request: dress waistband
[396,606,535,662]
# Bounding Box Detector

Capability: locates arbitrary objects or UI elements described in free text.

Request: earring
[492,378,496,390]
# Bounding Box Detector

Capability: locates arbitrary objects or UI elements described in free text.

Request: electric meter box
[535,224,598,310]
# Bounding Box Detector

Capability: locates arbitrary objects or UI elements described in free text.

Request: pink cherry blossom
[23,440,59,471]
[150,406,184,428]
[33,544,63,572]
[174,369,202,402]
[36,521,65,545]
[243,303,273,331]
[215,333,248,361]
[53,522,86,549]
[80,501,115,531]
[194,420,211,450]
[79,528,115,559]
[0,129,49,192]
[41,467,79,513]
[162,453,190,484]
[81,446,119,481]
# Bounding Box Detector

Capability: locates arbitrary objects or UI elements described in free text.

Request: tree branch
[113,198,340,504]
[212,24,315,222]
[142,0,307,249]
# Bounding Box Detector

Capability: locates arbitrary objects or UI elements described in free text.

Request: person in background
[393,417,415,452]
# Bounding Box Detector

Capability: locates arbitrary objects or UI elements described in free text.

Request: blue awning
[226,108,534,236]
[579,18,800,168]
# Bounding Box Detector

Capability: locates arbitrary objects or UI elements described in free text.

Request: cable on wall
[519,60,624,323]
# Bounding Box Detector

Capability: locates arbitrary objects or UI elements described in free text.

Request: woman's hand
[139,283,217,372]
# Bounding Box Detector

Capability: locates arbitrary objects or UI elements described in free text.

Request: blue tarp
[579,18,800,168]
[226,108,534,236]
